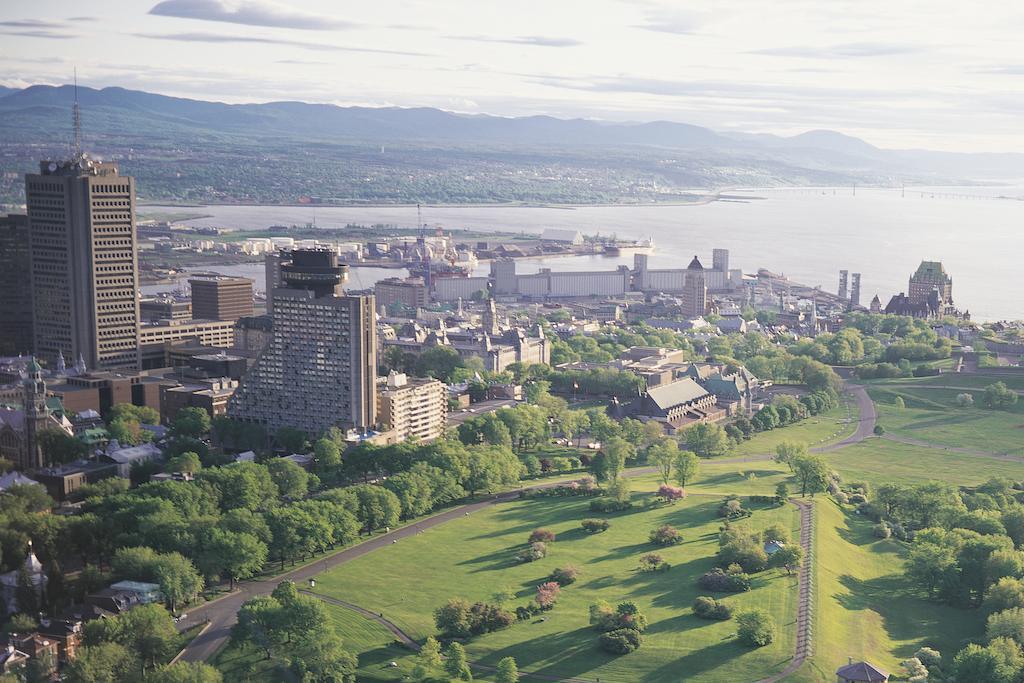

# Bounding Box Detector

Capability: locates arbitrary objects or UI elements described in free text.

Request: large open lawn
[825,439,1024,487]
[868,372,1024,391]
[311,484,801,683]
[868,385,1024,456]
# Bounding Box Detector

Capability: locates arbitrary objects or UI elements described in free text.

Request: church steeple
[484,297,500,336]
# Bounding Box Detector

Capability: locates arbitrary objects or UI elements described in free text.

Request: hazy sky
[2,0,1023,152]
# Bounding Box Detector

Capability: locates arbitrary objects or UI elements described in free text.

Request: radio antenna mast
[72,68,82,157]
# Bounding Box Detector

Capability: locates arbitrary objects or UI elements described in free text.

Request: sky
[2,0,1024,153]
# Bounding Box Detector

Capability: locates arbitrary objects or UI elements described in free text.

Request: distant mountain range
[0,84,1021,206]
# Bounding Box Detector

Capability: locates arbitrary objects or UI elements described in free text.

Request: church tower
[23,357,49,469]
[484,297,500,336]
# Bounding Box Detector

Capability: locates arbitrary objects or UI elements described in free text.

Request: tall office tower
[229,249,376,436]
[712,248,729,273]
[838,270,849,300]
[682,256,708,317]
[189,276,254,321]
[0,215,35,356]
[850,273,862,307]
[264,250,286,315]
[25,157,141,370]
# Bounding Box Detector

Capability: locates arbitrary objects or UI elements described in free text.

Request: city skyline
[2,0,1024,153]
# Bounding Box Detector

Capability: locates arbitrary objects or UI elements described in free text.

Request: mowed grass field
[825,439,1024,487]
[725,402,857,457]
[789,500,986,682]
[868,384,1024,456]
[312,486,801,683]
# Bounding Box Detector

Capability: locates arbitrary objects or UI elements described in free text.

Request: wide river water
[143,186,1024,321]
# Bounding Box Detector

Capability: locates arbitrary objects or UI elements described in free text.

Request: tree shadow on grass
[588,541,654,563]
[642,638,755,682]
[358,643,413,672]
[456,546,523,572]
[476,626,611,681]
[835,510,905,556]
[835,572,973,658]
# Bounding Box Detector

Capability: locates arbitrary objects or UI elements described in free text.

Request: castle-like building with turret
[0,358,74,469]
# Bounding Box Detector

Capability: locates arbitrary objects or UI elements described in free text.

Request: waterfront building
[375,276,429,310]
[850,273,862,307]
[376,371,447,443]
[712,248,729,273]
[908,261,953,308]
[25,156,141,370]
[189,276,254,321]
[0,214,34,356]
[229,249,377,436]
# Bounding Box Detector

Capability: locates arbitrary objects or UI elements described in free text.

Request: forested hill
[1,84,1020,206]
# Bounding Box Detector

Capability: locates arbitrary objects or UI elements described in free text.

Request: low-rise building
[138,319,235,369]
[160,377,238,422]
[101,441,163,478]
[34,460,117,502]
[377,372,448,443]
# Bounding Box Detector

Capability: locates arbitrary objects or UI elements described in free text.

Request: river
[141,186,1024,321]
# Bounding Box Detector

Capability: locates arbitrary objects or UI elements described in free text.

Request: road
[179,384,878,672]
[446,398,519,427]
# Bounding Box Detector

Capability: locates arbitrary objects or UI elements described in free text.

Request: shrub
[598,628,642,654]
[435,599,515,638]
[529,528,557,544]
[718,539,768,573]
[692,596,733,620]
[698,567,751,593]
[956,393,975,408]
[581,518,610,533]
[736,609,775,647]
[649,524,683,546]
[550,565,580,586]
[873,522,892,539]
[589,600,648,633]
[834,491,849,504]
[468,602,515,635]
[638,553,669,572]
[914,647,942,670]
[590,497,632,513]
[515,603,539,621]
[516,542,547,563]
[656,484,685,503]
[718,496,749,519]
[535,581,561,610]
[849,493,867,504]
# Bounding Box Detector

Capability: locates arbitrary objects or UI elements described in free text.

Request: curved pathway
[182,385,875,675]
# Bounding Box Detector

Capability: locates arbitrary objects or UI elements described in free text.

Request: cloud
[970,64,1024,75]
[1,29,79,40]
[148,0,356,31]
[448,34,581,47]
[136,31,430,56]
[633,8,705,35]
[751,42,923,58]
[0,19,66,29]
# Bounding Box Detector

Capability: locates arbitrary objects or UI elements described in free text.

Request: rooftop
[646,377,710,410]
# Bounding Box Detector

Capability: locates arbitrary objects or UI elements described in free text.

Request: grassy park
[310,483,800,683]
[213,380,1024,682]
